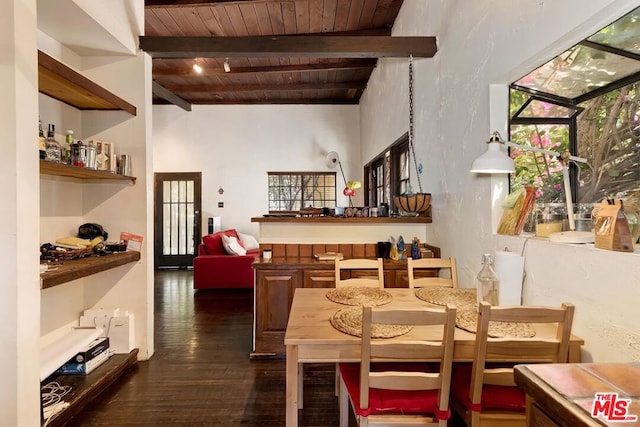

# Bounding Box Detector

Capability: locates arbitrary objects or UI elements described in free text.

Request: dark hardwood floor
[64,270,341,426]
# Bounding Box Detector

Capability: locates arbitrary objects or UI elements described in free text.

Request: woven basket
[40,247,93,261]
[393,193,432,214]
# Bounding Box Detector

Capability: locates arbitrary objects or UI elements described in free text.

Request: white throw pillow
[238,232,259,251]
[221,234,247,256]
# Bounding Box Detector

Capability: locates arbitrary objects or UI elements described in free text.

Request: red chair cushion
[202,229,240,255]
[451,363,525,412]
[339,363,450,420]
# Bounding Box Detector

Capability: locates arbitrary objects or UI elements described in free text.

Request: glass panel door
[154,172,202,269]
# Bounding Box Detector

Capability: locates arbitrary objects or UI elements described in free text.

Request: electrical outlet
[218,202,224,208]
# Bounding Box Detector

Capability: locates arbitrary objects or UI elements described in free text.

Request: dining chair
[335,258,385,288]
[338,304,457,427]
[450,301,575,427]
[407,257,459,288]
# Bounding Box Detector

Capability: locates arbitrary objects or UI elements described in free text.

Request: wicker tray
[326,287,393,306]
[455,309,536,338]
[415,287,477,310]
[330,306,413,338]
[40,247,93,261]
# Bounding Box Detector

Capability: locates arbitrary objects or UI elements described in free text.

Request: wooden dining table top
[284,287,584,363]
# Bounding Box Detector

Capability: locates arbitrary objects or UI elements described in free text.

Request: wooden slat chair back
[407,257,458,288]
[338,304,457,427]
[452,301,575,427]
[335,258,385,289]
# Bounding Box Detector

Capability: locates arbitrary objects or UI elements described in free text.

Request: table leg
[286,345,299,427]
[298,363,304,409]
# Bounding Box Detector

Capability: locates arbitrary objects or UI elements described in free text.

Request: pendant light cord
[408,55,423,193]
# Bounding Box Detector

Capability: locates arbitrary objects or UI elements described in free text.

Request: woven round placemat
[415,287,477,310]
[326,287,393,306]
[455,309,536,338]
[329,307,413,338]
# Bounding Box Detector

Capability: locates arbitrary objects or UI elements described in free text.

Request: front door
[154,172,202,269]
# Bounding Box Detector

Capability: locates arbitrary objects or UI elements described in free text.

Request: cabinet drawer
[303,270,335,288]
[530,402,560,427]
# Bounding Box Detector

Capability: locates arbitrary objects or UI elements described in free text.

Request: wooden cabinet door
[254,269,300,356]
[303,270,335,288]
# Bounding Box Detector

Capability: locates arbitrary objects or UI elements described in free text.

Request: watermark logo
[591,392,638,422]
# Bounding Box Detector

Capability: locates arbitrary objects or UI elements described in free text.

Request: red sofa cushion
[451,363,525,412]
[202,229,240,255]
[339,363,450,420]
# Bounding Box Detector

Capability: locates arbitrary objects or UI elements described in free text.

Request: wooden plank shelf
[251,216,431,223]
[38,50,137,115]
[42,349,138,427]
[41,251,141,289]
[40,160,136,183]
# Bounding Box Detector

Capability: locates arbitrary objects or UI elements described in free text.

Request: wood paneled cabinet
[251,257,439,357]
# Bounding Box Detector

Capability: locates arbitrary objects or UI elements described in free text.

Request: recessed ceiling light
[193,63,203,74]
[224,58,231,73]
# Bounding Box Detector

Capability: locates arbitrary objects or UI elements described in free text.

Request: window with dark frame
[268,172,336,213]
[364,133,410,210]
[509,6,640,204]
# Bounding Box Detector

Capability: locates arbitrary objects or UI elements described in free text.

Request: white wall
[360,0,640,362]
[153,104,361,237]
[0,1,41,424]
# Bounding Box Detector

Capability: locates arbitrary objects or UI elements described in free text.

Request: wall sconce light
[471,131,594,244]
[223,58,231,73]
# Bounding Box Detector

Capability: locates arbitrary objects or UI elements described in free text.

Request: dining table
[284,287,585,427]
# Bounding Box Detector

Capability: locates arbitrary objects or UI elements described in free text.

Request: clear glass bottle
[475,253,499,307]
[44,124,62,163]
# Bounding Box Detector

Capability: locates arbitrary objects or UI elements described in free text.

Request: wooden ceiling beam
[139,35,437,58]
[183,98,360,105]
[152,80,192,111]
[145,0,278,8]
[162,81,367,93]
[152,59,377,77]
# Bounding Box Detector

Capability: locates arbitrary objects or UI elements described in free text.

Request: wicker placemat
[330,307,413,338]
[326,287,393,306]
[455,309,536,338]
[415,287,477,310]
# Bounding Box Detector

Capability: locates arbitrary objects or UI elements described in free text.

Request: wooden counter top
[251,216,431,223]
[252,256,413,270]
[514,362,640,426]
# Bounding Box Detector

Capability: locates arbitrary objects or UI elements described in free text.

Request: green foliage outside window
[510,82,640,203]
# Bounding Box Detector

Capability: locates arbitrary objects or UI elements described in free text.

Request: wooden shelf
[38,50,137,115]
[42,349,138,427]
[251,216,431,223]
[40,161,136,183]
[41,251,141,289]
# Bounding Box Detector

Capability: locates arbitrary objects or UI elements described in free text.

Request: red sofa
[193,229,259,289]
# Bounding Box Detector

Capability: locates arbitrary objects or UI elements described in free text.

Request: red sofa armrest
[193,253,257,289]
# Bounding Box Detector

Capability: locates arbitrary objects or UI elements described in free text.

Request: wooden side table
[514,363,640,427]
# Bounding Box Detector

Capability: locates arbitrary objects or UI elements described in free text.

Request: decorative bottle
[475,253,499,306]
[63,130,74,164]
[38,119,46,160]
[44,124,62,163]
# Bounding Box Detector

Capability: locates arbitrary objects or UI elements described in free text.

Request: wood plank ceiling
[143,0,434,109]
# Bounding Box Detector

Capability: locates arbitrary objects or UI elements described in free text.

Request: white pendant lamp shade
[470,142,515,173]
